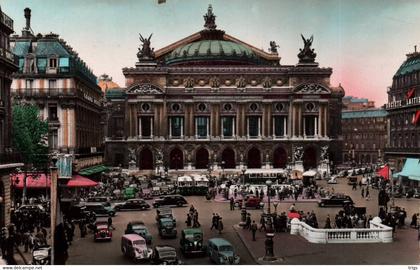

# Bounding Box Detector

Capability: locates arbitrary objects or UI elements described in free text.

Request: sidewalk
[233,225,420,264]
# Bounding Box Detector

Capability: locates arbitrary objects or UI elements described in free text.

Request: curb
[232,225,261,265]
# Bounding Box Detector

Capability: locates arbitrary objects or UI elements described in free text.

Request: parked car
[155,208,176,225]
[125,221,152,245]
[94,221,112,241]
[180,228,206,256]
[150,245,182,265]
[121,234,152,261]
[66,204,96,223]
[114,199,150,211]
[318,194,354,207]
[87,196,111,207]
[84,202,116,217]
[153,195,188,208]
[235,195,262,209]
[207,238,240,265]
[157,217,177,238]
[123,187,138,200]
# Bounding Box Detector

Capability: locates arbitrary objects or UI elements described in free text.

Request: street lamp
[241,167,246,186]
[266,180,272,215]
[221,161,225,179]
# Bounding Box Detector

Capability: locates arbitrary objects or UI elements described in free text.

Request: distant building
[98,74,120,93]
[342,96,375,111]
[10,8,105,174]
[384,46,420,187]
[341,109,388,167]
[0,5,23,227]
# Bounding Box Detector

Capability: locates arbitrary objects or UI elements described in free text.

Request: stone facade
[105,6,344,173]
[342,109,388,166]
[384,48,420,170]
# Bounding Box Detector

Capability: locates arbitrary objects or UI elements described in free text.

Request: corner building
[106,6,344,172]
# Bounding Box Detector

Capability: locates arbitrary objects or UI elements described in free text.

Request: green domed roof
[165,39,261,65]
[395,53,420,77]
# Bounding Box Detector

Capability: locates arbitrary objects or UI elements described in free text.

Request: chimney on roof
[22,8,34,37]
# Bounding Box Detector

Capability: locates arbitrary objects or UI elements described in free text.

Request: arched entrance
[222,148,236,169]
[139,148,154,170]
[303,147,317,170]
[247,147,261,168]
[273,147,287,168]
[195,148,209,169]
[169,148,184,170]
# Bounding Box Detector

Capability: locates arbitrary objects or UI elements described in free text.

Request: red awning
[11,174,98,188]
[67,175,98,187]
[11,174,50,189]
[376,165,390,180]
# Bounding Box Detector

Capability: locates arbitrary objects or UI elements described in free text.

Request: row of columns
[126,102,329,138]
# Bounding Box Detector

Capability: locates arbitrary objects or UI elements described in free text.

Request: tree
[12,103,49,204]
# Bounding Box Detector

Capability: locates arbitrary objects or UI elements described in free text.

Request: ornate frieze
[127,83,163,95]
[294,83,330,94]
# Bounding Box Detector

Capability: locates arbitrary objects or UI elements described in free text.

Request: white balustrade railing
[290,217,393,243]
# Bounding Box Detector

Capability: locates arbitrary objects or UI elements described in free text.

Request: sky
[3,0,420,106]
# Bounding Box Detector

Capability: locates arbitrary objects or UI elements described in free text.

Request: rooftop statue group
[137,33,155,60]
[298,34,317,63]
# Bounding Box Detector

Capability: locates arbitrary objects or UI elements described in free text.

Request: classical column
[246,117,249,138]
[169,118,172,138]
[288,104,293,138]
[232,117,236,137]
[180,117,184,137]
[138,117,142,137]
[298,104,302,137]
[283,116,287,137]
[150,117,153,137]
[318,106,323,137]
[184,104,190,137]
[195,117,198,138]
[262,105,267,137]
[258,117,261,137]
[324,105,328,137]
[303,115,306,138]
[272,117,276,138]
[314,116,318,137]
[189,105,194,137]
[207,117,210,138]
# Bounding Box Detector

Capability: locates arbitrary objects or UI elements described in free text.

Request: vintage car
[235,195,263,209]
[121,234,152,261]
[84,202,116,217]
[125,221,152,244]
[318,194,354,207]
[114,199,151,211]
[151,246,182,265]
[155,208,176,225]
[94,221,112,241]
[207,238,240,265]
[157,217,177,238]
[153,195,188,208]
[86,196,111,207]
[180,228,206,256]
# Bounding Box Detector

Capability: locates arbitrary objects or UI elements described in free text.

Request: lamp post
[241,167,246,186]
[221,161,225,179]
[390,166,395,207]
[266,180,272,215]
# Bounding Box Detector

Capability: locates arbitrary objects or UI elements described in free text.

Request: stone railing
[290,217,393,243]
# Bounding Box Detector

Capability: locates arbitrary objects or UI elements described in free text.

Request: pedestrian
[251,221,258,241]
[230,197,235,211]
[361,187,365,198]
[210,213,217,230]
[365,187,370,201]
[352,182,357,190]
[217,218,224,234]
[259,215,266,232]
[1,228,7,258]
[5,225,16,265]
[107,216,114,230]
[325,214,331,229]
[358,180,362,189]
[186,214,192,227]
[245,213,252,230]
[410,213,418,228]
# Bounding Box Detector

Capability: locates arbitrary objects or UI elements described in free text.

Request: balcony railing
[13,88,76,98]
[0,47,18,64]
[1,11,14,31]
[290,217,392,243]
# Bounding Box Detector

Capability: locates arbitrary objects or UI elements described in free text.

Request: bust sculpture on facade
[155,149,163,165]
[236,76,246,88]
[128,148,137,162]
[294,146,303,162]
[297,34,317,64]
[137,33,155,60]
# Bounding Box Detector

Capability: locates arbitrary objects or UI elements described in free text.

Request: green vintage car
[179,228,206,256]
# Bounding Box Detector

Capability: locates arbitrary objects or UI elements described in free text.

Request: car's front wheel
[319,202,325,207]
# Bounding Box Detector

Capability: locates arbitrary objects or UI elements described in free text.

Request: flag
[376,165,389,180]
[412,110,420,125]
[406,87,415,99]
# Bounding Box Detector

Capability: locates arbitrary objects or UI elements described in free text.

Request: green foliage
[12,103,49,170]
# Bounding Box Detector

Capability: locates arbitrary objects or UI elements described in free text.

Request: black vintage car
[151,246,182,265]
[155,208,176,225]
[153,195,188,208]
[318,194,354,207]
[180,228,206,256]
[157,217,177,238]
[114,199,151,211]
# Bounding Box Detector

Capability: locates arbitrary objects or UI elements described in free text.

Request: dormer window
[49,58,57,68]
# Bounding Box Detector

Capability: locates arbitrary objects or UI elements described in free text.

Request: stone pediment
[293,83,330,94]
[126,83,164,95]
